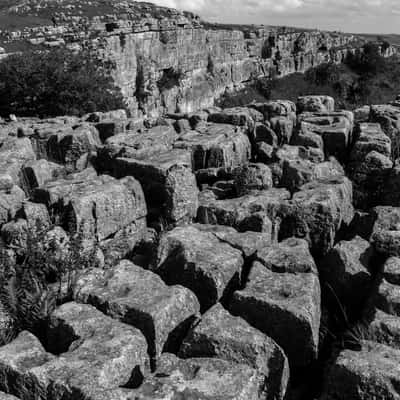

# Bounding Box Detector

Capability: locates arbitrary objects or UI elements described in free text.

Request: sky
[140,0,400,34]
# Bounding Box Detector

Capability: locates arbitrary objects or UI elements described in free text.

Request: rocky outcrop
[4,93,400,399]
[0,1,363,121]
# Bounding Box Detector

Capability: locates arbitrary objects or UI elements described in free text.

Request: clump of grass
[0,219,99,344]
[322,283,371,352]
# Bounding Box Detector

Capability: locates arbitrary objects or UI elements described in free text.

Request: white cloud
[138,0,400,33]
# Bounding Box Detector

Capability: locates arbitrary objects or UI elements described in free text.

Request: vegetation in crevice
[157,67,185,92]
[0,220,99,345]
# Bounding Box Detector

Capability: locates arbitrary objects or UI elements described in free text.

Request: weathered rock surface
[179,303,289,400]
[74,260,200,360]
[297,96,335,113]
[175,123,251,171]
[108,149,198,226]
[367,309,400,350]
[0,186,25,227]
[127,353,266,400]
[384,256,400,285]
[0,137,36,188]
[42,302,149,399]
[0,331,55,399]
[34,174,147,242]
[371,206,400,257]
[296,111,353,161]
[197,188,289,239]
[374,279,400,317]
[348,123,392,208]
[256,237,317,273]
[155,225,244,312]
[321,236,375,315]
[322,340,400,400]
[230,262,321,370]
[279,176,354,257]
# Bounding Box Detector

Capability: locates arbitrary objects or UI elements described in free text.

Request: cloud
[139,0,400,33]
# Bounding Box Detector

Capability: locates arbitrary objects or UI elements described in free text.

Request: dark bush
[157,67,184,92]
[0,48,126,118]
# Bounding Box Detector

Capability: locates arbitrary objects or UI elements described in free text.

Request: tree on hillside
[346,42,386,76]
[0,48,126,118]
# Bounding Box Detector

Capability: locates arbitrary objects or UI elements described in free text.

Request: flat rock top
[241,262,320,312]
[181,303,281,354]
[256,237,317,273]
[0,330,53,369]
[131,353,263,400]
[75,260,199,316]
[336,340,400,374]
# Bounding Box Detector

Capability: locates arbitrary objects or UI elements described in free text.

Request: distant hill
[356,33,400,47]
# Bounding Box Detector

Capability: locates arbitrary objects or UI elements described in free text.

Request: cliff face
[99,23,358,119]
[0,0,370,119]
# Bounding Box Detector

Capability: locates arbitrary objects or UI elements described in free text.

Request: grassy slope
[218,55,400,110]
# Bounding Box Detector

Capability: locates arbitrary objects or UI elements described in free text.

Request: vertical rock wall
[99,24,358,119]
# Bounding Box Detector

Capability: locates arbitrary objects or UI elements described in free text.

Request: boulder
[256,237,317,273]
[232,163,273,196]
[349,150,393,209]
[100,126,178,160]
[297,112,353,162]
[320,236,375,316]
[0,331,55,399]
[179,303,289,400]
[321,341,400,400]
[353,105,370,123]
[174,123,251,171]
[99,219,147,266]
[248,100,296,122]
[36,302,149,399]
[110,149,198,225]
[270,116,294,144]
[128,353,266,400]
[155,225,244,312]
[280,158,316,193]
[230,262,321,370]
[74,260,200,360]
[95,119,127,142]
[292,122,324,150]
[22,159,65,193]
[21,201,51,231]
[374,279,400,316]
[0,186,25,228]
[33,175,147,242]
[297,95,335,113]
[384,256,400,285]
[370,104,400,154]
[0,392,19,400]
[47,124,101,171]
[0,137,36,187]
[197,188,289,239]
[349,123,391,163]
[280,177,354,257]
[268,144,324,186]
[192,223,272,259]
[254,123,278,147]
[382,163,400,206]
[367,309,400,350]
[371,206,400,257]
[207,107,259,133]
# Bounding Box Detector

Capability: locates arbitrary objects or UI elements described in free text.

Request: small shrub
[207,54,215,76]
[157,67,184,92]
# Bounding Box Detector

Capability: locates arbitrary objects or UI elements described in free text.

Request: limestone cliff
[0,0,376,118]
